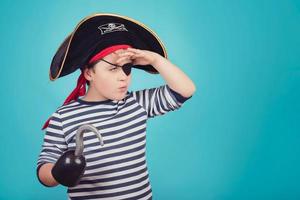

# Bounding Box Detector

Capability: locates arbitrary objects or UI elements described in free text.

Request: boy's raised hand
[115,47,161,66]
[117,47,196,98]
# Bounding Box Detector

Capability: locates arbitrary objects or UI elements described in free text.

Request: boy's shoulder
[53,100,79,115]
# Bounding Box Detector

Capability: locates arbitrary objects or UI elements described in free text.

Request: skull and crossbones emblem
[98,23,128,35]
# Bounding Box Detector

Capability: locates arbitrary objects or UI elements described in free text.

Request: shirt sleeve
[131,84,193,118]
[36,111,68,187]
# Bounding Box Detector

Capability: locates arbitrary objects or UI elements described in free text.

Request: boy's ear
[83,68,93,81]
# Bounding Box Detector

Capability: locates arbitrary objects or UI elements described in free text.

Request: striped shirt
[37,84,191,200]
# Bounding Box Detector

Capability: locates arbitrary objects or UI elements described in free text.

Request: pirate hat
[50,13,168,81]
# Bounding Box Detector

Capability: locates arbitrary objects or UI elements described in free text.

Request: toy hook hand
[74,124,104,157]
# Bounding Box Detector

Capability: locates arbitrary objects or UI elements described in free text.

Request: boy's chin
[112,92,128,101]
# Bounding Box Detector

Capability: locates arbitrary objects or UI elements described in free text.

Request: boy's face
[84,49,132,101]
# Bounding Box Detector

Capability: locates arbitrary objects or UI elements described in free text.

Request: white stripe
[44,135,65,142]
[95,122,146,141]
[144,89,149,113]
[86,141,146,167]
[82,163,147,181]
[62,99,136,125]
[68,124,146,150]
[84,136,146,161]
[58,102,85,112]
[40,146,64,152]
[75,168,148,188]
[46,127,62,134]
[42,142,67,150]
[165,86,181,108]
[84,155,145,175]
[60,99,129,118]
[69,176,150,197]
[38,156,56,163]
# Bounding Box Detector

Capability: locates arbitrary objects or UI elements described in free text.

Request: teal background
[0,0,299,199]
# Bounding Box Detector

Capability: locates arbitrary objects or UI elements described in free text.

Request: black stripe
[47,123,63,131]
[121,187,152,200]
[68,179,150,199]
[41,148,61,155]
[45,131,65,138]
[79,166,147,184]
[44,138,66,145]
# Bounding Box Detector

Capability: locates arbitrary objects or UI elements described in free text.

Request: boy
[37,13,196,200]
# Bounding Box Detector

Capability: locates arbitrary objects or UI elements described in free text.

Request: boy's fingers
[115,49,126,54]
[117,52,135,57]
[116,56,133,66]
[127,47,140,51]
[126,48,141,54]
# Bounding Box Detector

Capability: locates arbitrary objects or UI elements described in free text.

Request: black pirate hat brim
[50,13,167,81]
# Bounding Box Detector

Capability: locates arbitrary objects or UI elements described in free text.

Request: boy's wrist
[150,52,165,68]
[38,163,59,187]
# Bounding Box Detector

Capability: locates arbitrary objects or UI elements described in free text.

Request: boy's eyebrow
[100,59,121,68]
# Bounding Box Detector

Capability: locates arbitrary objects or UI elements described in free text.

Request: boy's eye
[109,67,118,71]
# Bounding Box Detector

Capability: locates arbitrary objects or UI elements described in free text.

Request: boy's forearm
[151,54,196,98]
[38,163,59,187]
